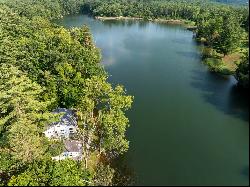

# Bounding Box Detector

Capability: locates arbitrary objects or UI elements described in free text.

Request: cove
[57,15,249,186]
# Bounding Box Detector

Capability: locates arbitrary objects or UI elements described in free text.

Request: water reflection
[138,21,147,28]
[102,19,138,28]
[102,56,116,66]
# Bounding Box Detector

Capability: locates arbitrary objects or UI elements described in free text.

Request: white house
[52,140,82,161]
[44,108,77,139]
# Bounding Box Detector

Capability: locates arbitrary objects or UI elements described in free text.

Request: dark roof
[64,140,82,152]
[52,108,77,126]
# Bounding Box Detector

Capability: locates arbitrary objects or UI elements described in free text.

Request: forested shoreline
[0,0,249,186]
[0,0,133,186]
[27,0,248,88]
[80,0,249,88]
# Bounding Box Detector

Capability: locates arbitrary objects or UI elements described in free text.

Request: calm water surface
[57,15,249,186]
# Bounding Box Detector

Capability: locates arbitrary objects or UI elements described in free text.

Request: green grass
[200,41,249,75]
[203,57,235,75]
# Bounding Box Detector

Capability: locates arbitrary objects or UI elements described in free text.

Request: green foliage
[213,13,243,55]
[0,64,58,163]
[83,0,248,59]
[0,0,133,185]
[203,58,234,75]
[59,0,85,15]
[201,47,214,59]
[235,52,249,88]
[1,0,63,19]
[45,140,65,157]
[93,163,115,186]
[8,159,92,186]
[0,151,18,185]
[82,0,248,23]
[196,13,223,46]
[0,3,103,108]
[77,76,133,157]
[84,0,204,20]
[1,0,247,185]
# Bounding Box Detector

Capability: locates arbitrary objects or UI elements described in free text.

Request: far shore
[95,16,143,21]
[95,16,197,29]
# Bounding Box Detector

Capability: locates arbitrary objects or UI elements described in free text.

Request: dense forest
[0,0,133,186]
[0,0,249,186]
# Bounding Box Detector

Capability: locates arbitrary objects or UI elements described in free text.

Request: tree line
[0,0,133,186]
[4,0,248,87]
[81,0,249,88]
[0,0,248,186]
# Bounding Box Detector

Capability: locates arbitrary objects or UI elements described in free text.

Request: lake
[57,15,249,186]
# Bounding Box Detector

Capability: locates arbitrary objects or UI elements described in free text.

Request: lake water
[57,15,249,186]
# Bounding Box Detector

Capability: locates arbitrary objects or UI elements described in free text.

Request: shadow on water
[241,166,249,180]
[176,51,201,59]
[111,155,137,186]
[172,38,191,45]
[190,69,249,122]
